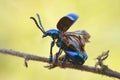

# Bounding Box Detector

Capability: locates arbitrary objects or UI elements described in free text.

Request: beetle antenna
[30,16,45,34]
[36,13,45,32]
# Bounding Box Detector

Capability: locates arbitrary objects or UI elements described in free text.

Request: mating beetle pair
[30,13,90,67]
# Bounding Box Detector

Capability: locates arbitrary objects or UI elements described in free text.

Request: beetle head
[43,29,60,40]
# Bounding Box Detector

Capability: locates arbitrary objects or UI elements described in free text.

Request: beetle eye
[42,33,48,37]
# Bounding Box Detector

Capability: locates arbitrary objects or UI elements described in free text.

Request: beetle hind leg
[59,55,67,64]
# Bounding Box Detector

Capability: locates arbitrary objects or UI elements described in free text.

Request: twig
[0,48,120,79]
[95,50,109,69]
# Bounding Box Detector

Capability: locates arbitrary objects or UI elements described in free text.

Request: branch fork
[95,50,109,70]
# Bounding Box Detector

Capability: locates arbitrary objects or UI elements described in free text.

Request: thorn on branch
[24,56,29,68]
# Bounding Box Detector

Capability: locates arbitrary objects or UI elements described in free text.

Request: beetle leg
[53,48,62,64]
[61,55,67,64]
[60,55,67,68]
[48,40,55,63]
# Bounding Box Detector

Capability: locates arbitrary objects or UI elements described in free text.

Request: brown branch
[0,48,120,79]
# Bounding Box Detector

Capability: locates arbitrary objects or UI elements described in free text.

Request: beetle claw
[48,64,57,69]
[44,64,57,69]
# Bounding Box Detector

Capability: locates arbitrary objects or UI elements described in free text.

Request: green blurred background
[0,0,120,80]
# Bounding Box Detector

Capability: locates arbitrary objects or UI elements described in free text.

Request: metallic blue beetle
[30,13,90,68]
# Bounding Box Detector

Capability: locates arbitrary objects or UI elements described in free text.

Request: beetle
[30,13,90,67]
